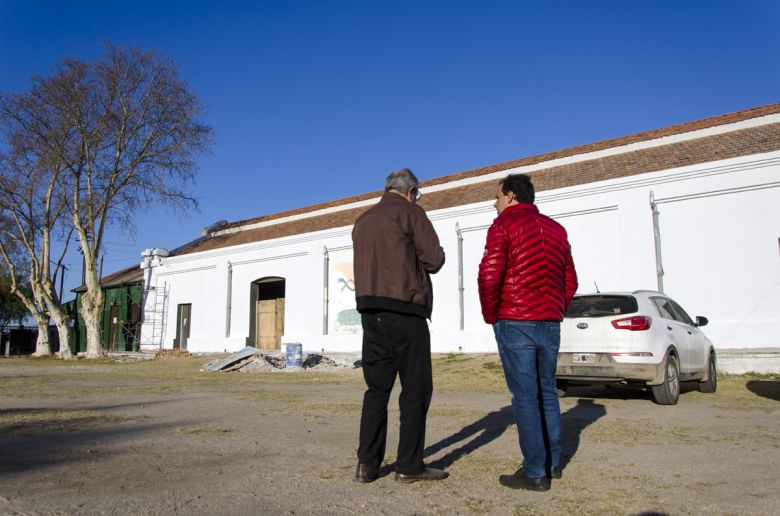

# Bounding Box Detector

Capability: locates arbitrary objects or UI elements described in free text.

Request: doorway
[174,303,191,350]
[248,277,285,349]
[107,304,120,352]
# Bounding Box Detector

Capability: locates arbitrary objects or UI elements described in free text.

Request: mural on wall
[328,248,360,334]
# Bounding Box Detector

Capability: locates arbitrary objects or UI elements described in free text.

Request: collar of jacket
[499,202,538,218]
[380,191,407,204]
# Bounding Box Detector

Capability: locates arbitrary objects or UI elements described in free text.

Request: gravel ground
[0,354,778,515]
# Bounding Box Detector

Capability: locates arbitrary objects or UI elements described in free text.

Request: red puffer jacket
[478,203,578,324]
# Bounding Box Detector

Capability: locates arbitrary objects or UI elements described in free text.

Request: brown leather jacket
[352,192,445,318]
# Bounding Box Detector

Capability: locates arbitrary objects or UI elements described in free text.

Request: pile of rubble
[155,348,191,359]
[107,352,156,362]
[236,353,341,372]
[203,347,355,373]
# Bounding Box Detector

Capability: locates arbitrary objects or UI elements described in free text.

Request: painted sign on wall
[328,247,360,334]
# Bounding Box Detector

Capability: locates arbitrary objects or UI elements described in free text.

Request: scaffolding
[142,282,169,349]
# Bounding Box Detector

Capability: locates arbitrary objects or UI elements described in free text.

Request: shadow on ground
[0,399,208,477]
[424,405,515,470]
[559,398,607,468]
[746,380,780,402]
[564,380,702,403]
[379,398,608,475]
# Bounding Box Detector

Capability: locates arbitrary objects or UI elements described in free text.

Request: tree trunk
[81,289,105,359]
[32,316,51,357]
[50,307,74,360]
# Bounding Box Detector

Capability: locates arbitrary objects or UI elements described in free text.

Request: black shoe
[499,468,551,491]
[354,463,379,483]
[550,466,562,479]
[395,467,449,483]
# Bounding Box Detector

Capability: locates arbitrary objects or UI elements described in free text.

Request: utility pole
[58,264,68,303]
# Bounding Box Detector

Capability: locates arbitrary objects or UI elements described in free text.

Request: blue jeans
[493,320,561,478]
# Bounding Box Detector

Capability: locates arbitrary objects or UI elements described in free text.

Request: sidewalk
[717,347,780,374]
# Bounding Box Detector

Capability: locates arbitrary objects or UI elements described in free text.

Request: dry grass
[0,354,362,400]
[709,374,780,412]
[234,389,305,403]
[432,353,507,394]
[1,354,778,515]
[0,408,126,436]
[4,355,777,410]
[0,352,507,401]
[299,400,363,414]
[175,426,234,437]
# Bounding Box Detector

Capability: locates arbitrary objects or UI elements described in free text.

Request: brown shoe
[395,467,448,483]
[354,463,379,483]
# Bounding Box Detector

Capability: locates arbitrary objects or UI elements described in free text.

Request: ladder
[144,282,168,349]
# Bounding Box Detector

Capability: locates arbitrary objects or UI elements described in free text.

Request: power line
[103,240,145,248]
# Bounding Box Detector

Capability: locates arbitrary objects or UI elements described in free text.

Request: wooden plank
[257,299,280,349]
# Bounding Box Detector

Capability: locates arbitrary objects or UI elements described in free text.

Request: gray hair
[384,168,419,193]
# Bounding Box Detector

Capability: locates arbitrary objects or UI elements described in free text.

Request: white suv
[556,290,717,405]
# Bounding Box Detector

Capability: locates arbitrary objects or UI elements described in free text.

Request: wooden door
[175,304,191,350]
[107,305,120,352]
[256,298,284,349]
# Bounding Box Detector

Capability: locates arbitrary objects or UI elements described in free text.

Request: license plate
[573,353,595,363]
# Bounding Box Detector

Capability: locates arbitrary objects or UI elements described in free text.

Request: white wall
[657,185,780,349]
[142,150,780,353]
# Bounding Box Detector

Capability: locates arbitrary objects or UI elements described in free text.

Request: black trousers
[357,311,433,475]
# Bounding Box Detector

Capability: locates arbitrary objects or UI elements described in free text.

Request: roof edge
[218,102,780,234]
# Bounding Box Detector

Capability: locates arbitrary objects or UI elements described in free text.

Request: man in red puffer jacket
[478,173,578,492]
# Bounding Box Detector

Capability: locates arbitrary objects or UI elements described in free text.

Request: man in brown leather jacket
[352,168,447,484]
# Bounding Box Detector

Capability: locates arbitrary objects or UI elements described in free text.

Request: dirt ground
[0,353,778,516]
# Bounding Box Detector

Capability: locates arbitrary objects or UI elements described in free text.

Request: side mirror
[695,316,709,327]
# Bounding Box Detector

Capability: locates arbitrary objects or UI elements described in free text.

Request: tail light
[611,316,652,331]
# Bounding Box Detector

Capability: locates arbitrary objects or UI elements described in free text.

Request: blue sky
[1,0,779,298]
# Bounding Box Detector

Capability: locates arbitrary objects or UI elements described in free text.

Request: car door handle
[687,330,692,335]
[667,326,673,331]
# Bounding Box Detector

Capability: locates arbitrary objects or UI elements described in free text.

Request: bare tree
[0,216,53,356]
[0,188,74,358]
[55,45,212,358]
[0,78,76,358]
[1,45,212,358]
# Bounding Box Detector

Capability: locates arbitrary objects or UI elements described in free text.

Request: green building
[63,265,144,353]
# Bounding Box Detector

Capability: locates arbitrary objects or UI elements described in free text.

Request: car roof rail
[632,289,662,295]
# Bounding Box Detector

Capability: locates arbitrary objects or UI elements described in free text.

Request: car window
[668,299,695,325]
[565,295,638,318]
[651,297,676,320]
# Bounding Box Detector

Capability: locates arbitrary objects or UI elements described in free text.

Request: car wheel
[652,355,680,405]
[698,352,717,393]
[556,380,568,398]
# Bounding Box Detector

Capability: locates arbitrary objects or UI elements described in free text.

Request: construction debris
[108,352,156,362]
[237,354,287,372]
[156,348,191,359]
[202,347,260,372]
[203,347,356,372]
[303,354,339,369]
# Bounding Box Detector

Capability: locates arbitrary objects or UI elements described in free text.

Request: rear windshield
[565,295,639,318]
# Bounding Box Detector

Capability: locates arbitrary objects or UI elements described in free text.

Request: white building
[139,104,780,357]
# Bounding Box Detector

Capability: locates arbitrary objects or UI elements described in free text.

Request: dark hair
[385,168,419,193]
[500,174,535,204]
